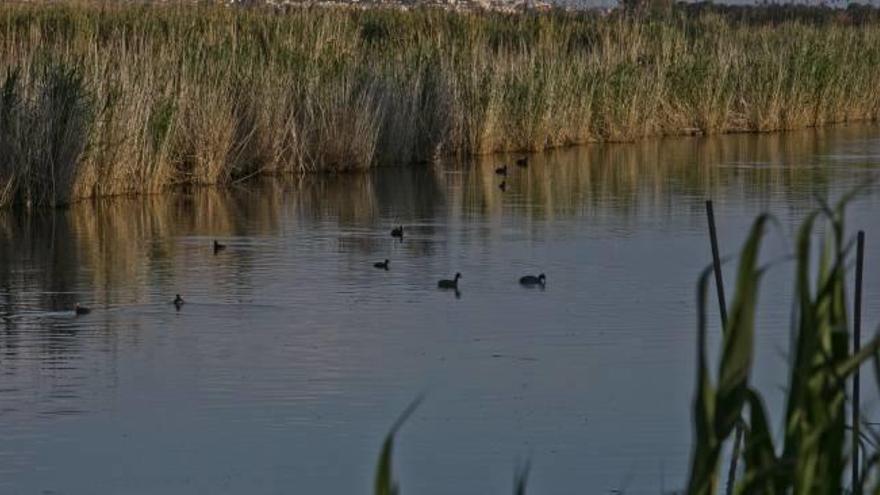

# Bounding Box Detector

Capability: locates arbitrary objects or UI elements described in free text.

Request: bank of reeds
[2,3,880,206]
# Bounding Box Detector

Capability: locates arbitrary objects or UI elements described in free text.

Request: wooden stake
[705,200,740,495]
[852,231,865,493]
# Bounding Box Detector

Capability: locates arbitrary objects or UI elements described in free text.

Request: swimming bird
[74,303,91,315]
[495,165,508,175]
[438,273,462,289]
[516,157,528,168]
[390,226,404,239]
[499,180,507,192]
[213,240,226,254]
[173,294,185,309]
[374,259,390,270]
[519,274,546,286]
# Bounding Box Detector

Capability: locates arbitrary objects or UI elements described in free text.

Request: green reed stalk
[687,195,880,494]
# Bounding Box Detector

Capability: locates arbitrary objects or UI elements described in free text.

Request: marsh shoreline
[2,2,880,206]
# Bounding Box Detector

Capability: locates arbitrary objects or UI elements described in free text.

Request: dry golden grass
[1,3,879,205]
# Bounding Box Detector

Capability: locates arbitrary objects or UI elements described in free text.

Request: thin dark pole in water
[705,200,740,495]
[705,201,728,324]
[852,231,865,494]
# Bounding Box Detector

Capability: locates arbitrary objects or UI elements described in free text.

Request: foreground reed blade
[688,196,880,494]
[375,395,423,495]
[513,460,530,495]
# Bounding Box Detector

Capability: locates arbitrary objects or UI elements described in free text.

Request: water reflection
[1,123,873,295]
[1,123,877,412]
[0,123,878,494]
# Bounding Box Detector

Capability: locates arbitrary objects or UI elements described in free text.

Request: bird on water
[516,157,528,168]
[391,226,404,239]
[495,165,508,176]
[173,294,185,309]
[499,180,507,192]
[213,240,226,254]
[519,274,546,286]
[374,259,390,270]
[438,273,462,289]
[74,303,91,315]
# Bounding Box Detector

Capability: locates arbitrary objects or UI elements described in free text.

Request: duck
[374,259,390,270]
[498,180,507,192]
[519,274,546,286]
[74,303,91,315]
[213,240,226,254]
[516,157,528,168]
[173,294,185,308]
[438,272,462,289]
[390,226,404,239]
[495,165,508,175]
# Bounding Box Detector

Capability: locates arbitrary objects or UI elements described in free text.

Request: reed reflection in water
[0,124,879,494]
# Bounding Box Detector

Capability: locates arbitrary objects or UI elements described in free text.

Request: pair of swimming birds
[495,157,529,176]
[372,265,545,290]
[436,273,546,289]
[75,294,184,315]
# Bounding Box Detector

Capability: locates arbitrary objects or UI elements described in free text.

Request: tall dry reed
[1,3,880,206]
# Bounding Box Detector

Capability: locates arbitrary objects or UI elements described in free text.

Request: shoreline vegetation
[2,3,880,206]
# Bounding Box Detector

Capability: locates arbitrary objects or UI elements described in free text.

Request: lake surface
[1,124,880,494]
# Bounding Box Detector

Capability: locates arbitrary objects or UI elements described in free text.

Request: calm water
[2,125,880,494]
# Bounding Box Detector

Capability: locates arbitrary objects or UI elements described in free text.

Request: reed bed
[2,3,880,206]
